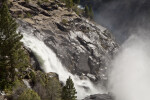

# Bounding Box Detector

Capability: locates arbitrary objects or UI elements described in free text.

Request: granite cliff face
[10,0,118,86]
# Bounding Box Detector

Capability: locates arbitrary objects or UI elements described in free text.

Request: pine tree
[0,2,29,90]
[89,6,94,19]
[84,5,94,19]
[62,76,77,100]
[84,5,90,18]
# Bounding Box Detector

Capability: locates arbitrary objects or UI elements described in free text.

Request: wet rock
[77,53,90,73]
[25,48,41,71]
[47,72,59,79]
[56,23,68,32]
[83,94,113,100]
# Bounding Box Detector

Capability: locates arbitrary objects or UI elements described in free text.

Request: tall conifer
[0,2,29,90]
[89,6,94,19]
[62,76,77,100]
[84,5,90,17]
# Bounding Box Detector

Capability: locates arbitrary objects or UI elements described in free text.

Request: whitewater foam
[20,28,104,99]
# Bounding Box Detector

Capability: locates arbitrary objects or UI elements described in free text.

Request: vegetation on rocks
[32,71,62,100]
[61,19,69,25]
[17,89,41,100]
[84,5,94,19]
[59,0,92,18]
[24,0,94,19]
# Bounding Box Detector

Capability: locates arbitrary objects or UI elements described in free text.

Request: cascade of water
[20,29,104,99]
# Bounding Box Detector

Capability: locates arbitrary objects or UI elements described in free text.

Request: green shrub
[29,70,36,80]
[61,19,68,25]
[84,5,94,19]
[33,72,62,100]
[17,89,41,100]
[12,80,26,100]
[18,13,24,18]
[46,78,62,100]
[26,12,32,18]
[72,5,83,16]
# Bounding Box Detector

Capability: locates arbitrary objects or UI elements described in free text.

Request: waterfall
[20,27,104,99]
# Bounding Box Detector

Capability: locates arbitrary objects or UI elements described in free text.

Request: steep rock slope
[9,0,118,84]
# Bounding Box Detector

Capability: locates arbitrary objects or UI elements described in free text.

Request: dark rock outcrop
[83,94,113,100]
[25,48,42,71]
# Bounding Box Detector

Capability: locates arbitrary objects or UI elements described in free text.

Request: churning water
[20,28,104,99]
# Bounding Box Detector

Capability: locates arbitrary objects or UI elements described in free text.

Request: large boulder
[83,94,113,100]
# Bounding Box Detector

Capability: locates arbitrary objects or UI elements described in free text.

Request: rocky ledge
[83,94,114,100]
[10,0,118,85]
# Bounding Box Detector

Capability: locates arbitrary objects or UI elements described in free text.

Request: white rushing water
[20,29,104,99]
[109,34,150,100]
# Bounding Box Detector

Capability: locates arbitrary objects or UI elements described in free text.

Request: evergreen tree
[84,5,94,19]
[46,78,62,100]
[89,6,94,19]
[84,5,90,18]
[62,76,77,100]
[0,3,29,90]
